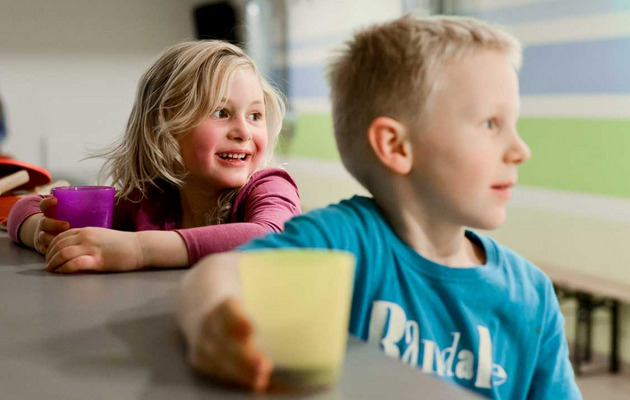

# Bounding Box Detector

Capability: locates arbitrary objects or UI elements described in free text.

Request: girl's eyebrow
[219,99,265,107]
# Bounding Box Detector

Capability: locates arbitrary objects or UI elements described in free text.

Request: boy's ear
[367,116,413,175]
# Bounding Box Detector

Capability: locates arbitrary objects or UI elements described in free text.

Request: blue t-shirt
[240,196,582,399]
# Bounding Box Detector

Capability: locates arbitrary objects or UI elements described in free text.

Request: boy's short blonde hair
[98,40,285,200]
[327,14,522,189]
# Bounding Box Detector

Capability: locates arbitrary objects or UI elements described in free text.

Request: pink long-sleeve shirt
[7,168,301,264]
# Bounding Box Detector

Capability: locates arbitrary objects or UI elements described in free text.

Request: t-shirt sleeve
[239,201,361,252]
[527,282,583,400]
[7,194,47,244]
[177,169,301,264]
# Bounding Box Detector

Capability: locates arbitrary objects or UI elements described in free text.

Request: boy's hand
[33,197,69,255]
[44,228,143,273]
[190,297,272,391]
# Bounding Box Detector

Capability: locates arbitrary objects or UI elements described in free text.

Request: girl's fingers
[45,237,88,270]
[40,216,69,233]
[46,229,80,258]
[35,231,58,255]
[39,197,57,215]
[52,255,99,274]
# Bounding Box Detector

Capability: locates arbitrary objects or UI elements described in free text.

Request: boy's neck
[376,193,486,268]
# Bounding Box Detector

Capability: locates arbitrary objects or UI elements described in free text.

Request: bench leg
[573,296,586,375]
[585,298,593,362]
[611,300,620,373]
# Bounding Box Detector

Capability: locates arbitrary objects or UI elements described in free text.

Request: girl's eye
[248,112,263,122]
[212,109,228,118]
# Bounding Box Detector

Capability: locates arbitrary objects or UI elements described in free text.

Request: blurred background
[1,0,629,385]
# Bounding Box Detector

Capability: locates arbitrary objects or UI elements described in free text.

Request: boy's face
[408,50,530,230]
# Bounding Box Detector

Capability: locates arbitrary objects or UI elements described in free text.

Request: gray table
[0,232,480,399]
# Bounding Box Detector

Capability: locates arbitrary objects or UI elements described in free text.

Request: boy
[176,15,582,399]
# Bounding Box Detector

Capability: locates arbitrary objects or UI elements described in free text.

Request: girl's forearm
[136,230,190,268]
[18,213,42,248]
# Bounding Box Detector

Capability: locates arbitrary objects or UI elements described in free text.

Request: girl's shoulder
[242,168,299,194]
[231,168,300,217]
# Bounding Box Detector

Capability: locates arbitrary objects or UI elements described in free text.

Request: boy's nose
[227,116,252,142]
[506,132,531,165]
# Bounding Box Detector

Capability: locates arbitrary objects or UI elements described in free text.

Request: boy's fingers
[194,298,272,389]
[204,298,253,341]
[221,299,254,341]
[193,335,272,390]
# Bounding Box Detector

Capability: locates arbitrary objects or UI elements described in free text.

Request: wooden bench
[538,263,630,375]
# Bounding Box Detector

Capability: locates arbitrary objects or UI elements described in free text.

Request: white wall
[0,0,208,184]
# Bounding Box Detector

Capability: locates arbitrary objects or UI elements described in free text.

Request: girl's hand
[190,297,272,391]
[45,228,144,273]
[33,197,70,255]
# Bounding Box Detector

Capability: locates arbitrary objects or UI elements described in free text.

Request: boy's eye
[483,119,496,130]
[212,109,228,118]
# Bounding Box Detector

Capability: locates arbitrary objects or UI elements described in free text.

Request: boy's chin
[470,214,507,231]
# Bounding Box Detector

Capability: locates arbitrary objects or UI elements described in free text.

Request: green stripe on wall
[287,114,630,199]
[285,113,338,161]
[518,118,630,198]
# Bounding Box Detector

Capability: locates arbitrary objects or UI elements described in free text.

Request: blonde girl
[8,40,301,272]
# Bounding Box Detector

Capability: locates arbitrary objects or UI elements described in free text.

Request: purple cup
[52,186,115,229]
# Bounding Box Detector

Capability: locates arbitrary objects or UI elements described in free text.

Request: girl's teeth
[219,153,246,160]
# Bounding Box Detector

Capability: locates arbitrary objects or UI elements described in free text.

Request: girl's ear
[367,116,413,175]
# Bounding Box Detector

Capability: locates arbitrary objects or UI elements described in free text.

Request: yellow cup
[239,249,355,389]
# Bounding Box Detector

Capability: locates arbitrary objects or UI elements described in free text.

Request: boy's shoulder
[241,195,385,251]
[472,231,553,291]
[300,195,384,227]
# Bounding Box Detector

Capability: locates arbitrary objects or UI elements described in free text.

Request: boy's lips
[491,182,514,190]
[491,181,515,199]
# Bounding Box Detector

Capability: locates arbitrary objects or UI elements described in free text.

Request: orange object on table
[0,158,52,229]
[0,157,51,192]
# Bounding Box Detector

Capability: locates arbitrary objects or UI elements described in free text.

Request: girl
[7,40,301,273]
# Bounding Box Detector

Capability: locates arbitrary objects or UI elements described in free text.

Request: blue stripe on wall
[274,33,348,54]
[289,65,329,98]
[288,36,630,98]
[470,0,630,26]
[520,36,630,95]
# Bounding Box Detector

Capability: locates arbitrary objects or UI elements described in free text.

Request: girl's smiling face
[178,67,268,191]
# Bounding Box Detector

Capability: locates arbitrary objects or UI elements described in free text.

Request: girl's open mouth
[217,153,249,161]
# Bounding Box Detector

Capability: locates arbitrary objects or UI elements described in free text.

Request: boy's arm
[176,251,272,390]
[528,284,583,399]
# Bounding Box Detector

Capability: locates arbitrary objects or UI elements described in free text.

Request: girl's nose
[227,116,252,142]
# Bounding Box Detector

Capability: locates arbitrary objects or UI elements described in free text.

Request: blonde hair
[96,40,285,223]
[327,14,522,189]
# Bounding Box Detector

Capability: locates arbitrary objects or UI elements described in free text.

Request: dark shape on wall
[194,2,242,46]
